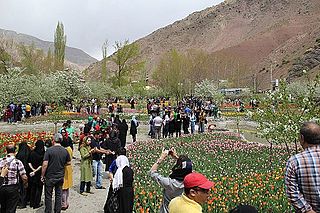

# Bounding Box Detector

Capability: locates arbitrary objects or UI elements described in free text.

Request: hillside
[87,0,320,90]
[0,29,97,70]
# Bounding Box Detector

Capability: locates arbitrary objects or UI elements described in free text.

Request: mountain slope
[0,28,97,70]
[87,0,320,89]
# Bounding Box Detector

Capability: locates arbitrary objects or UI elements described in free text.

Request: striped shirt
[285,146,320,212]
[0,155,26,186]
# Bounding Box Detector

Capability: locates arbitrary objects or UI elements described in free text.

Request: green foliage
[194,79,224,102]
[54,22,66,71]
[153,49,188,99]
[251,77,320,154]
[86,81,115,99]
[110,40,144,87]
[0,46,11,73]
[0,67,90,106]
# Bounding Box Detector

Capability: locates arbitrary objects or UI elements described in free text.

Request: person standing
[61,144,73,210]
[79,137,94,195]
[169,172,214,213]
[190,112,196,134]
[101,130,120,172]
[0,144,28,213]
[162,115,170,138]
[28,140,45,209]
[153,114,163,139]
[41,133,71,213]
[130,116,139,143]
[15,141,31,209]
[118,119,128,148]
[150,148,192,213]
[174,114,182,138]
[107,155,134,213]
[285,121,320,213]
[90,131,105,189]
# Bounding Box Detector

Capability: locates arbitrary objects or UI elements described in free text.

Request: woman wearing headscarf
[101,130,121,171]
[109,155,134,213]
[79,136,94,195]
[129,116,139,143]
[28,140,45,209]
[149,148,192,213]
[61,141,73,210]
[16,141,31,208]
[118,119,128,148]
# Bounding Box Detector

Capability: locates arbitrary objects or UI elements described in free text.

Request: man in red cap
[168,172,214,213]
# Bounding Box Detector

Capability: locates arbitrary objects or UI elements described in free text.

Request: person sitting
[168,172,214,213]
[150,148,192,213]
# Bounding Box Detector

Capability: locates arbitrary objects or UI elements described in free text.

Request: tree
[251,77,320,161]
[19,43,47,75]
[110,40,143,87]
[194,79,224,102]
[0,46,11,73]
[54,22,66,71]
[153,49,188,100]
[101,40,108,82]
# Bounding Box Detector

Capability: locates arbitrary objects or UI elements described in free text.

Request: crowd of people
[1,97,320,212]
[147,97,221,139]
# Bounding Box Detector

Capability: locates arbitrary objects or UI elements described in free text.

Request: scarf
[132,116,138,126]
[112,155,130,191]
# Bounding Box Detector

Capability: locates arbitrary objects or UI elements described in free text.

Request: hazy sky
[0,0,223,60]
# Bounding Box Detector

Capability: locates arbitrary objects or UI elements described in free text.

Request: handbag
[106,191,119,213]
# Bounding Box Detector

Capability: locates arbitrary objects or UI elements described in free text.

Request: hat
[184,172,214,189]
[172,155,192,171]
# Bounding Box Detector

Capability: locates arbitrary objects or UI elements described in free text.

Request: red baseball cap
[184,172,214,189]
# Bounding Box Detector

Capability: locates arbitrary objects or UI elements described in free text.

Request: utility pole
[270,63,273,90]
[252,73,257,93]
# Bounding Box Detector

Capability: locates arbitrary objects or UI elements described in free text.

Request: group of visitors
[1,117,320,212]
[148,108,208,139]
[2,102,51,123]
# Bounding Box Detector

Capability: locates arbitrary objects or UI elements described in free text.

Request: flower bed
[127,133,291,212]
[0,131,292,212]
[0,132,53,157]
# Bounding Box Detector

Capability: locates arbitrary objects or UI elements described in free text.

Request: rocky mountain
[0,28,97,70]
[87,0,320,90]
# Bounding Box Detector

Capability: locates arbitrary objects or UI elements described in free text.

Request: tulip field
[0,131,293,212]
[127,133,293,212]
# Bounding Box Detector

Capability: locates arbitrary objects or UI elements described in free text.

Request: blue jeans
[92,160,103,188]
[191,123,195,134]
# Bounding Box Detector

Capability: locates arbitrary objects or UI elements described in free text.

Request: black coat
[130,120,138,135]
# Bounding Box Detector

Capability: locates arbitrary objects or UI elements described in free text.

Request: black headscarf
[16,141,31,169]
[169,155,193,181]
[34,140,45,157]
